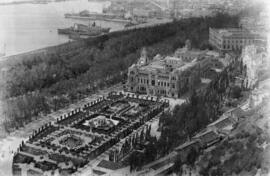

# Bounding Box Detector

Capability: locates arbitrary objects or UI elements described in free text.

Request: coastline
[0,18,172,68]
[0,1,34,6]
[0,0,74,6]
[0,40,83,68]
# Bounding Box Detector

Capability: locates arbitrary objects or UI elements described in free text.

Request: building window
[152,80,155,86]
[167,82,170,87]
[140,86,146,92]
[172,83,175,89]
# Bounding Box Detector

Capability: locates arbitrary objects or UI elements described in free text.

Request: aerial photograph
[0,0,269,175]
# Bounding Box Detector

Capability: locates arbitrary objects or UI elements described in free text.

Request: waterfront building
[127,41,225,98]
[209,28,266,52]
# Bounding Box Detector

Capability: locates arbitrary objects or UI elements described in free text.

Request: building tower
[137,47,149,66]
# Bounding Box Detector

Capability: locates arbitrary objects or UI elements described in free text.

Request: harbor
[59,0,174,39]
[0,0,123,57]
[0,0,177,56]
[65,14,133,23]
[64,10,134,24]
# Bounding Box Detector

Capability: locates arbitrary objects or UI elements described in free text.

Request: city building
[209,28,267,52]
[192,129,222,148]
[242,44,268,89]
[127,41,225,98]
[174,40,206,61]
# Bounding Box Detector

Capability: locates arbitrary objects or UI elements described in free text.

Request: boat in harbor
[58,22,110,37]
[64,10,132,23]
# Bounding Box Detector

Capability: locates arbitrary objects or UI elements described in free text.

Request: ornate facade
[127,42,224,98]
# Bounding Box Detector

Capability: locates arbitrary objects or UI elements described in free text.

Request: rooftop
[210,27,261,38]
[174,140,200,152]
[141,59,166,71]
[138,56,198,74]
[207,115,236,129]
[176,59,198,72]
[193,129,220,144]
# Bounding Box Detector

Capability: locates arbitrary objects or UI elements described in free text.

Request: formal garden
[12,92,167,176]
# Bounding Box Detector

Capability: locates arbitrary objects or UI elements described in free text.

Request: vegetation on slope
[128,53,246,172]
[195,101,270,176]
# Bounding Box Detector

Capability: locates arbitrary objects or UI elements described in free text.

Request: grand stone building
[209,28,266,52]
[127,41,225,98]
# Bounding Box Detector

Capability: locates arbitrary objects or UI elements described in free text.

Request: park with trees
[0,12,239,133]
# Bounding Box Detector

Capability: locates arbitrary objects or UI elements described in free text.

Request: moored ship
[58,22,110,37]
[64,10,132,23]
